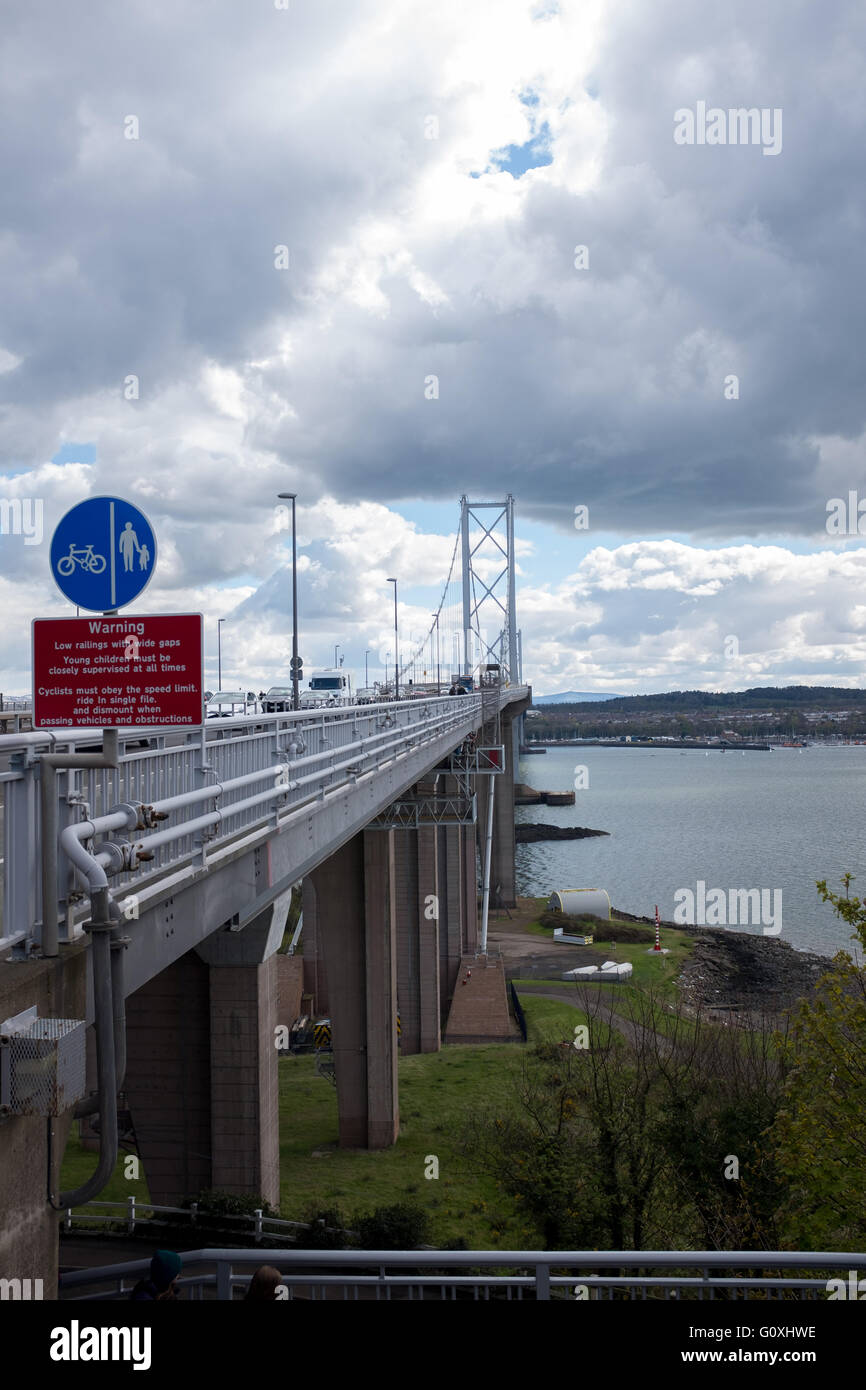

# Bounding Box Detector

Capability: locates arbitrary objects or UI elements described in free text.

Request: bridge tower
[460,495,519,685]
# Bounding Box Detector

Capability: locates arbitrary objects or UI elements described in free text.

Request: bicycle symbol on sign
[56,542,107,576]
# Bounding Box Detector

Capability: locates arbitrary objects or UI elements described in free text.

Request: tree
[770,876,866,1249]
[463,988,790,1251]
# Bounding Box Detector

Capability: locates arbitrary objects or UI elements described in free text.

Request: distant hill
[533,691,626,704]
[532,685,866,713]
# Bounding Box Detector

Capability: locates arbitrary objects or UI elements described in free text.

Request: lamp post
[277,492,300,710]
[365,649,370,688]
[217,618,225,690]
[432,613,440,694]
[387,578,398,700]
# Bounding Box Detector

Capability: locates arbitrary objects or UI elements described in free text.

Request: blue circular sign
[50,496,157,611]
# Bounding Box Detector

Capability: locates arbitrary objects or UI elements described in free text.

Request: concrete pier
[309,830,399,1148]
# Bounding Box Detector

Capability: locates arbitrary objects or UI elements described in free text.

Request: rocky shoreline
[613,907,835,1013]
[515,823,609,843]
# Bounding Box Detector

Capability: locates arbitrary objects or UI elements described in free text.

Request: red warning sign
[33,614,204,728]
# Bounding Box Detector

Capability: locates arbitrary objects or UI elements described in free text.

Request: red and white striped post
[654,904,661,952]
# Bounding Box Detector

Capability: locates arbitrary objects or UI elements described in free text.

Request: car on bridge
[261,685,294,713]
[206,690,256,718]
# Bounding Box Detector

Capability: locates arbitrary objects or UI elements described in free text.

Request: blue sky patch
[492,120,553,177]
[52,442,97,466]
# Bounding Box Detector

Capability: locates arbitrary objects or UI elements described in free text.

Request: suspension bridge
[0,495,530,1294]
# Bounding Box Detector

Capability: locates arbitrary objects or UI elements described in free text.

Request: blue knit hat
[151,1249,182,1291]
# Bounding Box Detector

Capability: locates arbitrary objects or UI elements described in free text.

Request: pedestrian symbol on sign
[50,497,157,612]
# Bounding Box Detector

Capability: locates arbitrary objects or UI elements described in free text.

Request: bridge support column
[126,901,285,1209]
[206,955,280,1205]
[301,877,328,1016]
[462,820,479,951]
[439,824,461,1008]
[477,716,518,909]
[309,830,399,1148]
[394,786,441,1055]
[196,905,285,1208]
[438,777,479,1014]
[124,952,212,1206]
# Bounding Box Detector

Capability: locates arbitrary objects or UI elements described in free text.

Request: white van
[301,668,354,707]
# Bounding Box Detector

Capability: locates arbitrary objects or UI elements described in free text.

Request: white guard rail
[1,692,516,955]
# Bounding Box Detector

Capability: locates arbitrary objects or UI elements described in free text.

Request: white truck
[299,668,354,708]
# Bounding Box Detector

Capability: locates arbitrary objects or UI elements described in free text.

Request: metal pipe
[55,702,483,894]
[479,775,496,954]
[74,898,127,1117]
[60,808,138,890]
[287,910,303,956]
[39,730,119,957]
[149,762,292,816]
[111,927,127,1090]
[55,887,118,1208]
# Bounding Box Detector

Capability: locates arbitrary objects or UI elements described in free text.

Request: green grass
[57,919,696,1249]
[59,1139,152,1215]
[519,993,590,1041]
[277,1045,540,1248]
[518,924,693,991]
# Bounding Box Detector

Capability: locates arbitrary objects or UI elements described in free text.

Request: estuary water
[515,744,866,958]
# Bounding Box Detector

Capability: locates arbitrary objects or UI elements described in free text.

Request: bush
[182,1189,278,1220]
[297,1205,349,1249]
[353,1201,431,1250]
[539,911,651,943]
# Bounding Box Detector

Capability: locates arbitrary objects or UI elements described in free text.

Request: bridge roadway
[0,685,529,1293]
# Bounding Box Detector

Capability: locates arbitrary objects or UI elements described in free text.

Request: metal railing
[58,1248,866,1302]
[62,1196,347,1243]
[510,981,528,1041]
[2,691,527,954]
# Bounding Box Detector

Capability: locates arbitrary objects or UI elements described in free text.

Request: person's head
[150,1249,182,1296]
[245,1265,284,1301]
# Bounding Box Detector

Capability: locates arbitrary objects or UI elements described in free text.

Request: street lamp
[365,649,370,688]
[387,578,398,700]
[217,618,226,690]
[277,492,300,711]
[432,613,440,694]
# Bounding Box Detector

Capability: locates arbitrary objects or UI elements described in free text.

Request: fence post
[127,1195,135,1236]
[535,1264,551,1301]
[190,1201,198,1226]
[254,1208,262,1244]
[65,1207,72,1234]
[216,1261,232,1301]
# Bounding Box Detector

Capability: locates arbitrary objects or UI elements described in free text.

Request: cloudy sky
[1,0,865,696]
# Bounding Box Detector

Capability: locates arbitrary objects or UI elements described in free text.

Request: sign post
[38,497,203,730]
